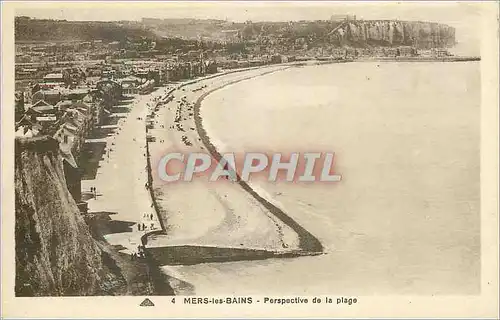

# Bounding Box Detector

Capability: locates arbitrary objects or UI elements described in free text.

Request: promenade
[82,90,166,255]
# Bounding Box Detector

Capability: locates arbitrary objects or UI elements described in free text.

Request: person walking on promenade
[150,213,153,220]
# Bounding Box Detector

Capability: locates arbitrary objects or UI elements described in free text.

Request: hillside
[15,16,455,49]
[15,17,156,42]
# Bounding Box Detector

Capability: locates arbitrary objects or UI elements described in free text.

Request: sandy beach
[146,66,315,253]
[135,65,330,294]
[77,64,327,295]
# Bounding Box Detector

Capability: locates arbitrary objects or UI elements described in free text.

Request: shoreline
[152,60,480,296]
[192,70,324,254]
[320,56,480,63]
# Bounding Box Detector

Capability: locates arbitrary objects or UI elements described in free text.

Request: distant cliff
[15,17,455,50]
[334,20,455,49]
[15,136,124,296]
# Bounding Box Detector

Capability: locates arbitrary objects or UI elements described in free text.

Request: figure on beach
[223,162,230,180]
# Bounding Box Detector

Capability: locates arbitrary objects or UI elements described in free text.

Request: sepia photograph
[1,1,498,318]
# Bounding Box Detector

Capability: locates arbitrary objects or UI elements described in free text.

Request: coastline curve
[193,68,324,254]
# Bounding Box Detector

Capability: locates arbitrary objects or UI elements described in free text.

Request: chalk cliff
[15,136,124,296]
[334,20,455,48]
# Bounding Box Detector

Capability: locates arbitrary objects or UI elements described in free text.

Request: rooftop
[44,73,64,79]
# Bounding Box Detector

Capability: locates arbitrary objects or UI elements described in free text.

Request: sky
[15,1,482,55]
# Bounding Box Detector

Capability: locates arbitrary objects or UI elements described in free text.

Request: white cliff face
[335,20,455,48]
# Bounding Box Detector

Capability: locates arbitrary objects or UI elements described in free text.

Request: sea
[170,61,481,295]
